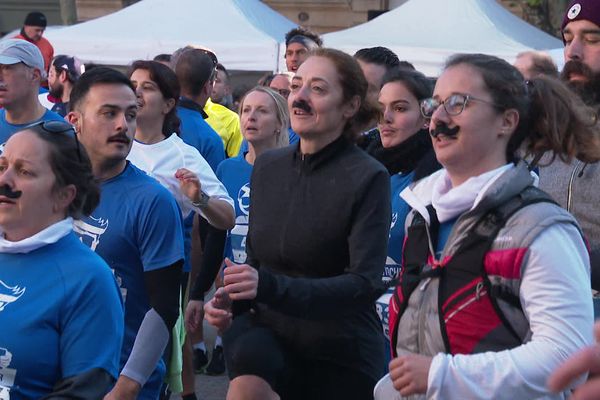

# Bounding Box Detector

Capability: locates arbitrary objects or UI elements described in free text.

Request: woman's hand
[175,168,201,203]
[389,354,432,396]
[548,321,600,399]
[185,300,204,333]
[204,287,233,332]
[223,258,258,300]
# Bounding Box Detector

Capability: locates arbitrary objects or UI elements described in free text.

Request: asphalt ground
[170,317,230,400]
[170,277,229,400]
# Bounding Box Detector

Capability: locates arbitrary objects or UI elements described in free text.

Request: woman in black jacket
[205,48,391,400]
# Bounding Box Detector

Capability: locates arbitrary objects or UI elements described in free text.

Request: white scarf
[0,218,73,254]
[431,164,513,223]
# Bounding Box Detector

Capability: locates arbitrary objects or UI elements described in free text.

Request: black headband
[286,35,319,51]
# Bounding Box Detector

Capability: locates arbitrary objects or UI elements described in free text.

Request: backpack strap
[438,186,558,352]
[479,186,557,337]
[390,205,439,355]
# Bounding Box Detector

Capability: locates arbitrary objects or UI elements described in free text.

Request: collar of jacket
[367,128,440,178]
[178,97,208,119]
[293,134,351,172]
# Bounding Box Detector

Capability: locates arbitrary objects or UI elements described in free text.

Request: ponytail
[518,76,600,165]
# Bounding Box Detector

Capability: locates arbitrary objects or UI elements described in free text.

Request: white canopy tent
[44,0,296,71]
[322,0,563,76]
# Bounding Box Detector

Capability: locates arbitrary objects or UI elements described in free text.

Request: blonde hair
[239,86,290,148]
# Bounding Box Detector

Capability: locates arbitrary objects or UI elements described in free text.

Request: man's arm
[111,261,183,399]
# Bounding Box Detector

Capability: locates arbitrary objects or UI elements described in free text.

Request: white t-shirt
[127,133,233,220]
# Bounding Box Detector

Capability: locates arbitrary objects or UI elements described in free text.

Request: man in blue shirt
[0,39,63,143]
[172,47,225,172]
[67,67,185,400]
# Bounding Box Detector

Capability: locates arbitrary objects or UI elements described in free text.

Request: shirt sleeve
[253,168,391,319]
[183,146,234,218]
[426,222,594,399]
[60,259,124,379]
[137,186,185,271]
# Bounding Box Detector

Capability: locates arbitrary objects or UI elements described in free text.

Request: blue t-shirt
[288,127,299,145]
[0,232,123,399]
[435,218,458,258]
[216,154,253,263]
[73,162,184,398]
[238,127,299,155]
[0,109,64,145]
[376,172,415,342]
[177,106,225,172]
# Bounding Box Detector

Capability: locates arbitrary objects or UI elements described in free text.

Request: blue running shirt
[74,162,184,398]
[216,154,253,263]
[0,109,64,145]
[0,232,123,399]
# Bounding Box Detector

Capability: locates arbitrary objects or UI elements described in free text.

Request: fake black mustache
[0,184,22,199]
[291,100,312,114]
[430,124,460,138]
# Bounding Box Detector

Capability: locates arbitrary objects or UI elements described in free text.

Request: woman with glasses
[0,121,124,398]
[375,53,600,399]
[205,48,390,399]
[367,68,441,370]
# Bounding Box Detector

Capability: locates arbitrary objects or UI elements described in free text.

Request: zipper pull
[475,281,485,300]
[420,277,432,291]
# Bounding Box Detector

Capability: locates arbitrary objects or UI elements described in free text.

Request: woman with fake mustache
[0,121,124,398]
[205,48,391,399]
[375,53,600,399]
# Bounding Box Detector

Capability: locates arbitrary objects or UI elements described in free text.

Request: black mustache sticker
[430,124,460,138]
[0,184,22,199]
[291,100,312,114]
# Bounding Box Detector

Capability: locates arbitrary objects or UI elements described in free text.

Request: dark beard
[49,82,64,99]
[561,60,600,106]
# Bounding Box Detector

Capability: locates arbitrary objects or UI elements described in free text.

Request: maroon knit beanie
[562,1,600,32]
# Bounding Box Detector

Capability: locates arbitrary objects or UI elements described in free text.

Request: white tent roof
[44,0,296,71]
[322,0,562,76]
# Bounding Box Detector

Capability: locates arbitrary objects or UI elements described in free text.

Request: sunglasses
[26,120,82,163]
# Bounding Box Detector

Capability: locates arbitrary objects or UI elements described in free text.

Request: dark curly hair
[285,27,323,47]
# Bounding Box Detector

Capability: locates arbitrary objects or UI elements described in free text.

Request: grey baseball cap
[0,39,45,74]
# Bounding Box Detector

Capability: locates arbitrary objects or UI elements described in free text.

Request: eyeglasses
[26,120,82,163]
[420,93,499,119]
[274,88,290,99]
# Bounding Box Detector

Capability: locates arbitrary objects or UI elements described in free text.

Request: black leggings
[223,313,376,400]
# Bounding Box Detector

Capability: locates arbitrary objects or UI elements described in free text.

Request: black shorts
[223,313,376,400]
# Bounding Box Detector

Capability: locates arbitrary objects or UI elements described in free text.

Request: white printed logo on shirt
[237,183,251,217]
[73,217,109,251]
[0,281,25,312]
[0,348,16,399]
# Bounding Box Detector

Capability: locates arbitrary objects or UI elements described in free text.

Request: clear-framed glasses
[420,93,498,118]
[26,120,82,163]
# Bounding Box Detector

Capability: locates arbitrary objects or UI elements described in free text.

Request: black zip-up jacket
[237,134,391,381]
